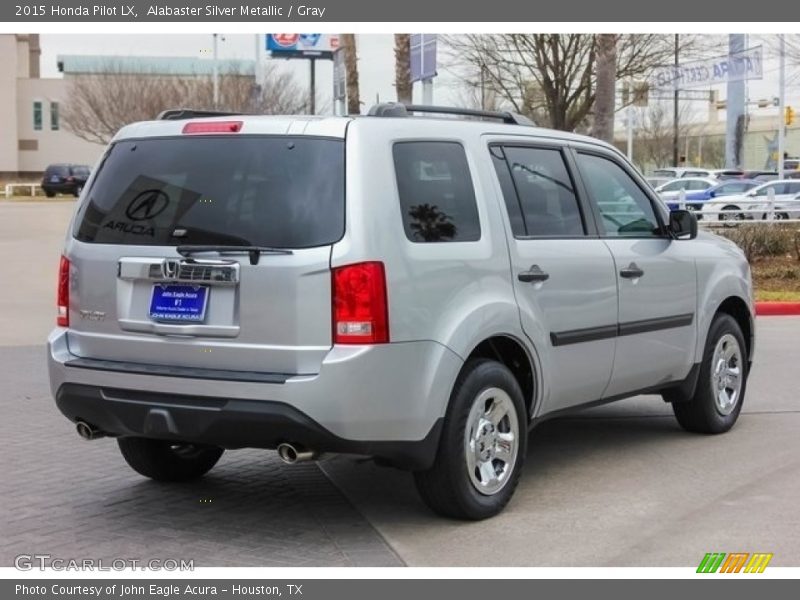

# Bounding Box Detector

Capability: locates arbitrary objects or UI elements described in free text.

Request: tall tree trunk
[592,34,617,142]
[394,34,413,104]
[340,34,361,115]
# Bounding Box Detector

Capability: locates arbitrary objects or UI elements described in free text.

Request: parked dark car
[41,164,91,198]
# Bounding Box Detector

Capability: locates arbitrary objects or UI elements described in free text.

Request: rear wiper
[176,245,293,266]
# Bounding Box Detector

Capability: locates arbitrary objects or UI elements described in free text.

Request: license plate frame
[149,284,209,323]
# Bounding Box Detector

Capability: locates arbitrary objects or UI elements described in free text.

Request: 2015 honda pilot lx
[48,105,754,519]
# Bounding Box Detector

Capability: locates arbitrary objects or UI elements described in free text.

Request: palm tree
[394,34,413,104]
[340,34,361,115]
[592,34,617,142]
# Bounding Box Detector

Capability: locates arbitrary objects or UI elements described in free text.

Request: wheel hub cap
[712,333,743,416]
[464,387,519,496]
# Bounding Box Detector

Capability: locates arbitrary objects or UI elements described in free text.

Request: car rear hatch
[64,123,346,376]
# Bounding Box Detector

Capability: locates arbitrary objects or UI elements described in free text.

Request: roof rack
[366,103,535,126]
[156,109,244,121]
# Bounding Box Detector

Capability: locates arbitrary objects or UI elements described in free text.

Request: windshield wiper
[176,245,293,266]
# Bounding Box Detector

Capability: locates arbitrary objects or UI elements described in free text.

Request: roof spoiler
[156,109,245,121]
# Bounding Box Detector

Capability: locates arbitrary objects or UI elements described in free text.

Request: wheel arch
[464,334,538,418]
[714,295,754,363]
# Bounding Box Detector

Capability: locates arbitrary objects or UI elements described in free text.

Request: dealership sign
[266,34,340,59]
[651,46,763,90]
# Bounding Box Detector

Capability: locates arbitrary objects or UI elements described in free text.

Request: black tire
[44,190,55,198]
[414,359,527,520]
[117,437,224,482]
[719,205,742,222]
[73,185,83,197]
[673,313,748,434]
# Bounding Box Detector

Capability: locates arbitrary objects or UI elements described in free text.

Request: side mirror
[709,190,717,198]
[669,209,698,240]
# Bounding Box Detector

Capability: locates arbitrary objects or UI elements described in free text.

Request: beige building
[0,34,104,178]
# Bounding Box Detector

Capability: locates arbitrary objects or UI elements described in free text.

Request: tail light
[57,255,70,327]
[332,262,389,344]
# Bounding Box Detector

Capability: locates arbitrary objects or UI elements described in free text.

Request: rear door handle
[518,265,550,283]
[620,262,645,279]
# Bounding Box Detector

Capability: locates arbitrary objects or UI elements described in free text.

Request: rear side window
[686,180,711,191]
[492,145,585,237]
[74,136,344,248]
[393,142,481,243]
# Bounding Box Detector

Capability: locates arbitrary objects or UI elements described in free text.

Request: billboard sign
[651,45,763,90]
[410,33,437,82]
[266,34,340,59]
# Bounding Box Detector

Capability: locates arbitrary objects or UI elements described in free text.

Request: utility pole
[626,104,634,161]
[778,34,786,179]
[213,33,219,109]
[673,34,679,168]
[309,58,316,115]
[725,34,746,169]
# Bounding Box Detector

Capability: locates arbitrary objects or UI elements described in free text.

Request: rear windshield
[74,136,345,248]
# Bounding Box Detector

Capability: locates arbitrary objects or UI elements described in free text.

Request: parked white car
[655,177,717,202]
[701,180,800,221]
[749,193,800,220]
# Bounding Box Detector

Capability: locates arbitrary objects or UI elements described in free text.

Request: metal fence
[671,188,800,227]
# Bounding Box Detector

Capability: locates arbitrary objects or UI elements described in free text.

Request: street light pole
[212,33,219,109]
[673,34,679,168]
[778,34,786,179]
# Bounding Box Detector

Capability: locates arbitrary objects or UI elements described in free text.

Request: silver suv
[48,105,755,520]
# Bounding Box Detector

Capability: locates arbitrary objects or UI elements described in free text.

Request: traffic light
[786,106,795,127]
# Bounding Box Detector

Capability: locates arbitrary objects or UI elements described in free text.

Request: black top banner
[2,0,796,22]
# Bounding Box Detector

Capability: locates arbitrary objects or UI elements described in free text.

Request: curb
[755,302,800,316]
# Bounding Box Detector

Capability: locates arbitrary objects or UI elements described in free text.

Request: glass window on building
[50,102,59,131]
[33,101,43,131]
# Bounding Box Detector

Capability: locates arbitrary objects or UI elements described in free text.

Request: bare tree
[62,61,308,145]
[394,34,413,104]
[628,100,704,169]
[445,34,704,132]
[340,34,361,115]
[592,34,617,142]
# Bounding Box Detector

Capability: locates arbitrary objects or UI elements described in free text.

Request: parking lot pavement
[0,344,403,568]
[2,202,798,568]
[322,317,800,566]
[0,202,403,568]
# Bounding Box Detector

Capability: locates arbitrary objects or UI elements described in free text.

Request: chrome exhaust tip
[76,421,104,441]
[276,443,316,464]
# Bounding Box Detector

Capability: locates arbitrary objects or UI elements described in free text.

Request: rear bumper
[55,383,442,469]
[48,329,463,469]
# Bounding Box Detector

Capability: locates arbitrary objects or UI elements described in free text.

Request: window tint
[576,153,662,237]
[787,182,800,194]
[661,180,687,191]
[718,182,749,194]
[499,146,584,237]
[491,150,525,237]
[75,137,345,248]
[686,180,711,191]
[755,184,781,196]
[393,142,480,243]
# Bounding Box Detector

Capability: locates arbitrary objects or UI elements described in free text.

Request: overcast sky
[38,34,800,123]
